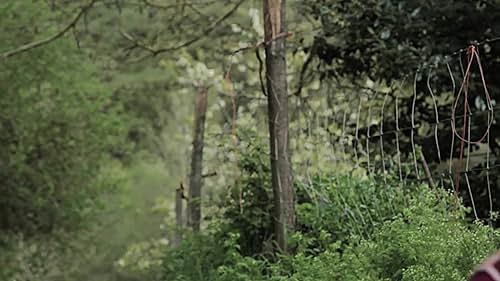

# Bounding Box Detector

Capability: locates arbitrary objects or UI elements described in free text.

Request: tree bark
[173,181,185,246]
[263,0,295,253]
[187,87,208,232]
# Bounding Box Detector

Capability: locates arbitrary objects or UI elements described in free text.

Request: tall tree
[263,0,295,252]
[187,87,208,232]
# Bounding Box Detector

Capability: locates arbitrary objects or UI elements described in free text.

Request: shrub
[0,3,127,234]
[161,225,238,281]
[295,175,427,251]
[160,133,499,281]
[218,131,274,256]
[340,190,500,281]
[213,183,500,281]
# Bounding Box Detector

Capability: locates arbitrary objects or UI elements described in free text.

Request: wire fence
[309,42,500,223]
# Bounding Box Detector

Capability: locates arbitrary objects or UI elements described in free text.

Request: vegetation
[160,140,500,281]
[1,1,126,235]
[1,0,500,280]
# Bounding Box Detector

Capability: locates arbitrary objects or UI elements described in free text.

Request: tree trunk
[187,87,208,232]
[263,0,295,253]
[173,181,185,246]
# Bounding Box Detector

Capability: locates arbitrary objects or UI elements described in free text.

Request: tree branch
[121,0,245,56]
[140,0,218,10]
[202,171,217,178]
[0,0,98,60]
[224,31,292,97]
[292,53,313,97]
[229,31,292,55]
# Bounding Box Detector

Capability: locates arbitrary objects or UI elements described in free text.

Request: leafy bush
[161,224,234,281]
[161,132,273,280]
[161,173,500,281]
[296,175,429,249]
[158,133,499,281]
[218,131,274,256]
[213,184,500,281]
[0,1,128,234]
[295,187,499,281]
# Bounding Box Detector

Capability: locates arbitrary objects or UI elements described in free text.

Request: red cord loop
[450,44,494,144]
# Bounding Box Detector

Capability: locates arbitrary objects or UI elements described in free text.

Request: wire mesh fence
[302,42,500,223]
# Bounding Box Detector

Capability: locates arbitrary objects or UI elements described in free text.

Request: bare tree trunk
[263,0,295,253]
[173,181,185,246]
[187,87,208,232]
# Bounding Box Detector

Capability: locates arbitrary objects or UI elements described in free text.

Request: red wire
[451,45,494,144]
[451,45,495,193]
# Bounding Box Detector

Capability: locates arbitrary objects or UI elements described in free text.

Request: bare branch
[121,0,245,56]
[0,0,98,60]
[255,48,267,96]
[292,53,313,97]
[224,31,292,97]
[229,31,292,56]
[120,30,158,54]
[140,0,219,10]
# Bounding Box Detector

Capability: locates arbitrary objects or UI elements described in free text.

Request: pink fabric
[471,271,495,281]
[470,253,500,281]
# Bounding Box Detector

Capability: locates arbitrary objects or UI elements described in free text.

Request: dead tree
[173,181,185,246]
[187,87,208,232]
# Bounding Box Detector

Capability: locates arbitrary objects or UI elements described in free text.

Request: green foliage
[0,1,127,234]
[3,1,500,281]
[344,205,498,281]
[160,131,270,280]
[160,169,500,281]
[296,175,426,248]
[297,0,500,222]
[0,0,14,17]
[157,132,500,281]
[219,131,274,256]
[301,0,500,80]
[161,227,232,281]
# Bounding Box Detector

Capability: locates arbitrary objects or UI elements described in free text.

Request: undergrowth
[160,135,500,281]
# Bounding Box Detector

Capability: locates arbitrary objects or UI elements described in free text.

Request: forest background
[2,1,500,281]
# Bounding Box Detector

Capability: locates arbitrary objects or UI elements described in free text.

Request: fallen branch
[0,0,98,60]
